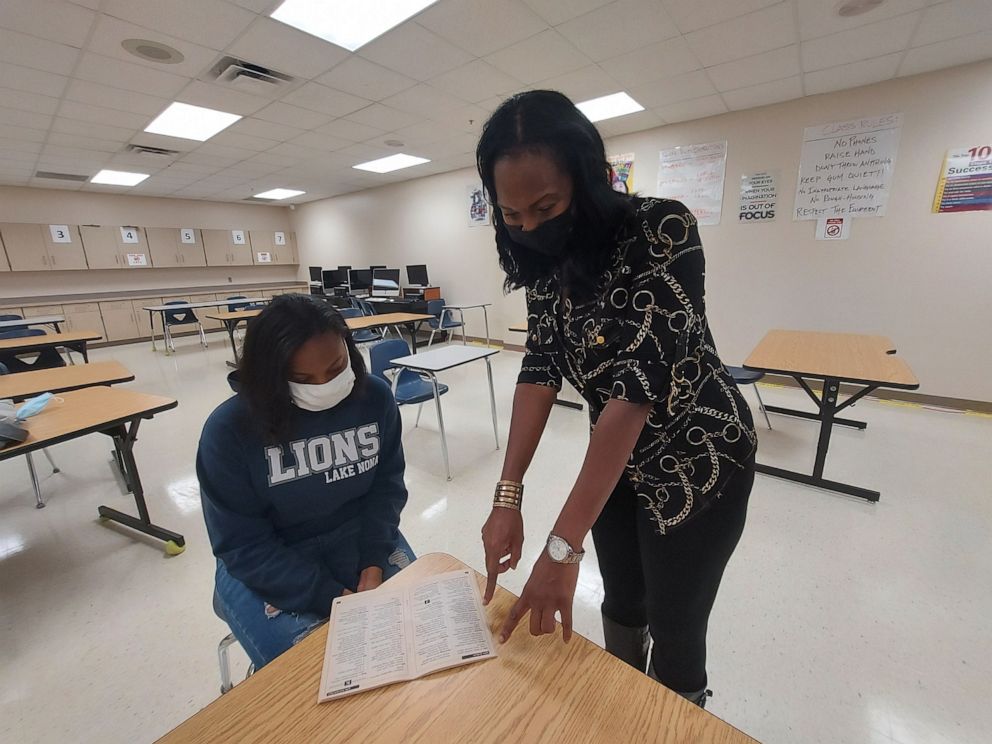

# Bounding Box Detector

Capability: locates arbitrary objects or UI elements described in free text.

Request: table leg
[482,306,491,348]
[485,357,500,449]
[225,320,240,369]
[762,404,867,430]
[458,309,467,345]
[405,322,421,353]
[97,419,186,552]
[148,310,157,351]
[429,372,451,481]
[52,321,63,333]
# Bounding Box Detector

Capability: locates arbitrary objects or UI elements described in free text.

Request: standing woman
[477,91,756,707]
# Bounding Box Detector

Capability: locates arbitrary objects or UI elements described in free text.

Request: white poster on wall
[180,228,196,244]
[274,231,286,245]
[49,225,72,243]
[231,229,246,245]
[467,184,489,227]
[738,170,779,223]
[657,141,727,225]
[793,113,902,221]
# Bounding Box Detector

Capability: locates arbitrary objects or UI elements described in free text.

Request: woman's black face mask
[505,209,573,258]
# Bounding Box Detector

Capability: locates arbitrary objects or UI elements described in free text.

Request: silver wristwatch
[546,533,585,564]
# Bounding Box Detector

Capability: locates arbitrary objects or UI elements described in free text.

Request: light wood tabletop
[204,310,434,329]
[0,386,176,459]
[205,309,262,322]
[156,553,756,744]
[0,360,133,401]
[0,330,103,352]
[744,330,918,389]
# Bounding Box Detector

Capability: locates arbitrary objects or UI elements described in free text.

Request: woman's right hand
[482,508,524,605]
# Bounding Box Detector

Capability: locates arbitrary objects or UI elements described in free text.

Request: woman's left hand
[357,566,383,592]
[499,553,579,644]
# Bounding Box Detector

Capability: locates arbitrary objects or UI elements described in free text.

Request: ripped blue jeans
[214,527,415,669]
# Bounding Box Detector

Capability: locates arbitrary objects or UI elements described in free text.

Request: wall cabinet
[99,300,144,341]
[79,226,151,270]
[63,303,106,336]
[249,230,298,265]
[0,223,89,271]
[145,228,207,268]
[202,229,254,267]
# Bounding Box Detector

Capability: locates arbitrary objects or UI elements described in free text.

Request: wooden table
[206,310,435,367]
[0,315,65,332]
[0,329,102,363]
[0,360,133,402]
[508,323,584,412]
[142,298,270,354]
[157,553,756,744]
[744,329,919,501]
[0,386,184,551]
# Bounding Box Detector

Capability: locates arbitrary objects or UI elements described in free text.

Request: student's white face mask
[288,364,355,411]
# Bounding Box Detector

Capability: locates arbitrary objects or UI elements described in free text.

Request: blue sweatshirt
[197,375,408,617]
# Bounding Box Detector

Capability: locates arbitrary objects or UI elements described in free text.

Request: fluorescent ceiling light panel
[90,169,150,186]
[254,188,306,200]
[144,102,242,141]
[271,0,440,51]
[576,92,645,122]
[353,153,430,174]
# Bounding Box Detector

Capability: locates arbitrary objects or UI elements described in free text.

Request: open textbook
[318,569,497,702]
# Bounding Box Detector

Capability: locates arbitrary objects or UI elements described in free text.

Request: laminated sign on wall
[738,171,779,223]
[657,141,727,226]
[608,153,635,193]
[932,145,992,213]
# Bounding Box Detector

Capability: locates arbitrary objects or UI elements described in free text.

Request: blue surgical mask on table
[288,365,356,412]
[505,209,574,258]
[16,392,61,421]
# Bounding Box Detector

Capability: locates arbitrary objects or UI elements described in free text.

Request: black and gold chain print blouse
[519,197,757,534]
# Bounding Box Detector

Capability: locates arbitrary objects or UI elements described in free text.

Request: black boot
[601,613,650,673]
[647,660,713,708]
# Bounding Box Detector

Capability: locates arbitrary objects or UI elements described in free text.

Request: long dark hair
[476,90,635,299]
[238,294,367,443]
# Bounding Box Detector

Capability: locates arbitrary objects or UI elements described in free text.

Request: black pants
[591,458,754,692]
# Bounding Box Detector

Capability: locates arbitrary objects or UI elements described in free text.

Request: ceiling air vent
[35,171,89,182]
[126,144,180,158]
[208,56,294,95]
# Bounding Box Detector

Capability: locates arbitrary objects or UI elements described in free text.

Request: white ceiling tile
[0,27,80,75]
[0,0,97,47]
[254,102,333,130]
[280,82,372,118]
[227,18,350,80]
[429,60,523,104]
[158,161,218,175]
[521,0,613,26]
[316,57,417,102]
[227,0,280,13]
[72,51,190,99]
[535,65,623,102]
[343,104,422,131]
[707,45,799,92]
[193,142,257,160]
[558,0,679,62]
[228,117,305,142]
[684,3,796,67]
[804,53,902,96]
[485,30,591,84]
[58,100,150,129]
[0,106,51,131]
[315,118,386,143]
[913,0,992,46]
[0,87,61,116]
[47,132,124,153]
[207,131,281,153]
[385,120,454,147]
[336,141,400,162]
[661,0,781,34]
[899,29,992,76]
[0,139,43,159]
[599,35,701,87]
[381,84,467,117]
[801,12,921,71]
[65,79,170,116]
[417,0,548,56]
[266,141,323,160]
[796,0,926,41]
[0,63,67,100]
[87,16,219,78]
[628,69,717,108]
[596,109,664,137]
[721,74,802,110]
[288,131,353,152]
[177,80,275,116]
[0,124,47,143]
[428,103,491,135]
[50,116,135,142]
[655,94,728,122]
[100,0,256,49]
[359,23,474,81]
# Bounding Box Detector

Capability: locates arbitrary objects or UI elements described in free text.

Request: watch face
[548,536,569,562]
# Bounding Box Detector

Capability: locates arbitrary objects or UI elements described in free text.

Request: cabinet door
[22,304,63,317]
[230,230,253,266]
[80,226,123,269]
[117,226,151,269]
[133,299,162,336]
[0,305,24,318]
[202,230,234,266]
[0,223,50,271]
[178,228,206,267]
[282,232,298,265]
[45,225,88,270]
[145,228,181,268]
[63,303,106,336]
[99,301,141,341]
[189,294,223,330]
[0,236,10,271]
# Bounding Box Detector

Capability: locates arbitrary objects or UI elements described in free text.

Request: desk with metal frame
[444,302,493,347]
[0,330,102,364]
[0,315,65,333]
[0,386,184,552]
[743,329,919,502]
[142,298,270,354]
[389,345,500,481]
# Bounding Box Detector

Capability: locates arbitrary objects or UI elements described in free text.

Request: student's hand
[357,566,383,592]
[341,588,354,596]
[499,553,578,644]
[482,508,524,605]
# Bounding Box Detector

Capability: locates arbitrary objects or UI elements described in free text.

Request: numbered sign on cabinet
[49,225,72,243]
[180,228,196,244]
[274,231,286,245]
[231,230,246,245]
[120,226,140,244]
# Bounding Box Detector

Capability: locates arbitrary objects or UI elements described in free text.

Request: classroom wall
[0,187,298,298]
[293,58,992,403]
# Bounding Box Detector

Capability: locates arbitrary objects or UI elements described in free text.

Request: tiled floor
[1,333,990,744]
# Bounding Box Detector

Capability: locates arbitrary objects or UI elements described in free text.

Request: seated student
[198,295,415,668]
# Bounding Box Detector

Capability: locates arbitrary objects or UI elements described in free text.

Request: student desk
[0,386,184,552]
[507,323,584,412]
[744,329,919,502]
[0,315,65,332]
[443,302,493,347]
[0,360,133,402]
[156,552,756,744]
[142,298,271,353]
[0,330,102,363]
[390,346,500,481]
[206,310,435,367]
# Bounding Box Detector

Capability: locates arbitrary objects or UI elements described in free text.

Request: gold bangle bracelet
[493,501,521,511]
